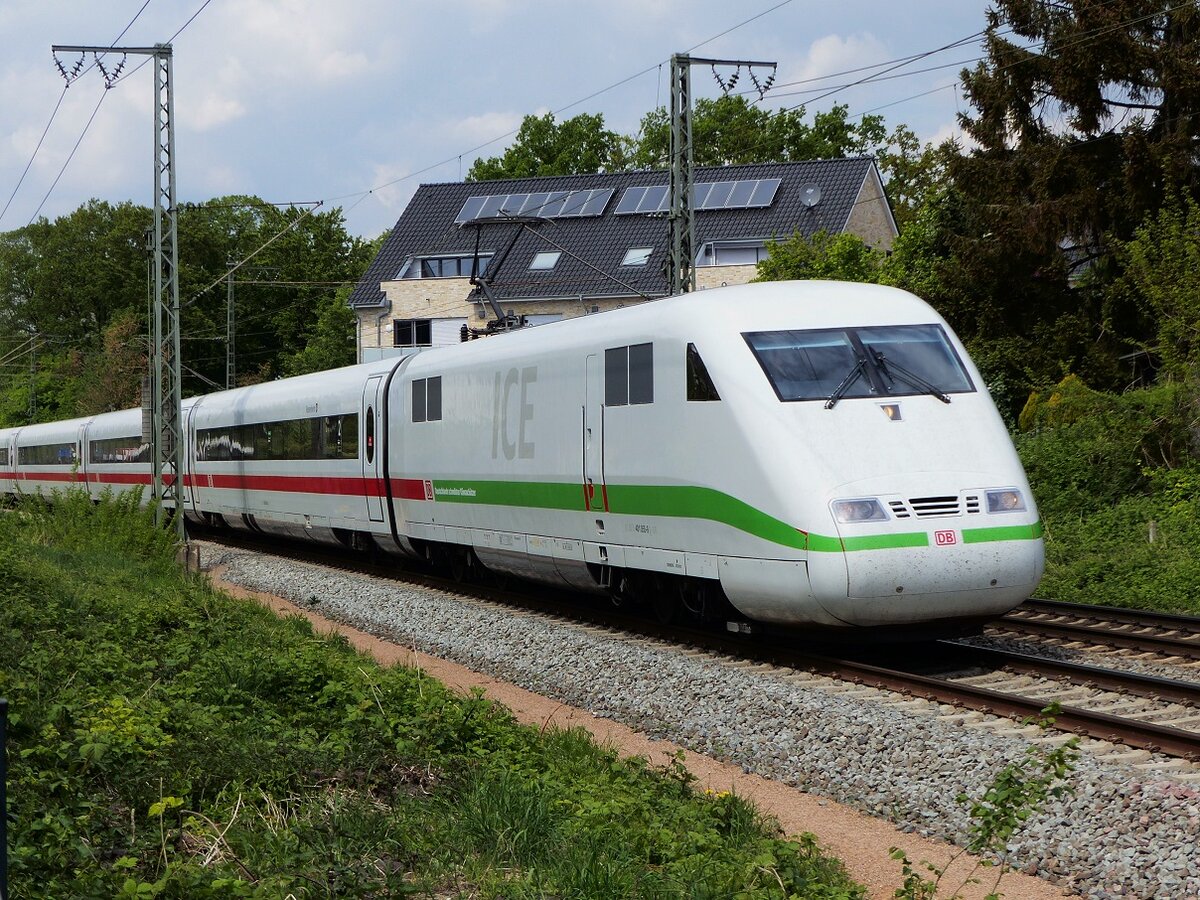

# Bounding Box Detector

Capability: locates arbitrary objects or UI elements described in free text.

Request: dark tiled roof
[349,158,881,307]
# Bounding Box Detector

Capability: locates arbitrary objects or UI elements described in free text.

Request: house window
[686,343,721,401]
[622,248,652,266]
[696,241,768,266]
[395,319,432,347]
[412,376,442,423]
[530,251,561,270]
[398,254,491,279]
[604,343,653,407]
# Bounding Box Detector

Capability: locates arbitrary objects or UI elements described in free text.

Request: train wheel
[649,577,678,625]
[448,548,475,583]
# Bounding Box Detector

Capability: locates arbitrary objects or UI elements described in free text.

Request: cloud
[365,160,422,214]
[769,33,893,109]
[190,93,247,131]
[444,110,528,149]
[928,118,976,151]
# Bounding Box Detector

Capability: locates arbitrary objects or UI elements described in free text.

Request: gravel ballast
[209,545,1200,899]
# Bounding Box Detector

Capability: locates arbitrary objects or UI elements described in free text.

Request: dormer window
[530,251,561,271]
[398,254,491,279]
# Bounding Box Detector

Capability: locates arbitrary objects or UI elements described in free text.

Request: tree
[280,284,359,377]
[628,96,887,169]
[951,1,1200,374]
[753,230,885,284]
[0,195,375,419]
[1118,195,1200,378]
[467,112,625,181]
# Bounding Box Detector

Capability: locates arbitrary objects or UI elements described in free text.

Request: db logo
[423,480,434,501]
[934,530,958,546]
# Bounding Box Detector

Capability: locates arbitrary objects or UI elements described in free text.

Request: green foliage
[1118,194,1200,378]
[629,97,887,170]
[0,196,372,425]
[0,490,865,898]
[754,230,885,284]
[1012,373,1200,611]
[467,112,626,181]
[1016,376,1194,521]
[278,284,358,377]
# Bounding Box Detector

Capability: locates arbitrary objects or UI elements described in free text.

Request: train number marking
[934,530,957,546]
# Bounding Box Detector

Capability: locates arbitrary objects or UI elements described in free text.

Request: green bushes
[1016,376,1200,611]
[0,493,864,898]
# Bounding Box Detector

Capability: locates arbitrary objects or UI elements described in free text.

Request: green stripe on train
[428,479,1042,553]
[961,522,1044,544]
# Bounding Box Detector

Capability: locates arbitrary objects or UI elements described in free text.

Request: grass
[0,489,865,899]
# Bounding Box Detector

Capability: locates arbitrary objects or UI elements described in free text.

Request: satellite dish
[799,183,823,208]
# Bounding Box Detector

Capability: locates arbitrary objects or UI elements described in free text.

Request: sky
[0,0,999,240]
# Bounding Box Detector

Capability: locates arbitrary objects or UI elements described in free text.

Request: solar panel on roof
[750,178,782,207]
[615,187,645,214]
[580,188,614,216]
[455,188,615,224]
[613,178,784,215]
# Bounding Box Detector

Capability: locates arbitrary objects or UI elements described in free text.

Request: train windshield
[743,324,974,403]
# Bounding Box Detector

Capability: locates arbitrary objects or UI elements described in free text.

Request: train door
[184,403,199,513]
[583,354,608,512]
[361,375,386,522]
[76,423,88,490]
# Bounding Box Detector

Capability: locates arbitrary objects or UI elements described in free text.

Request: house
[348,158,897,361]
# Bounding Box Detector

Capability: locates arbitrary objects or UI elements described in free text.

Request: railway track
[197,533,1200,766]
[995,598,1200,661]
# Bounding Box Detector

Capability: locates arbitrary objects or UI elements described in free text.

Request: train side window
[412,379,427,422]
[427,376,442,421]
[411,377,442,422]
[605,347,628,406]
[605,343,653,406]
[0,447,9,466]
[629,343,653,404]
[17,443,76,465]
[686,343,721,401]
[90,436,151,463]
[196,413,358,461]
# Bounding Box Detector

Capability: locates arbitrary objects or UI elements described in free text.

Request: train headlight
[986,489,1026,513]
[831,498,889,523]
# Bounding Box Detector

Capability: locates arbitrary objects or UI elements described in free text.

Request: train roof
[401,280,949,371]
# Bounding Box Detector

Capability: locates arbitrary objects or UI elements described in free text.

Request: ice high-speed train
[0,281,1043,632]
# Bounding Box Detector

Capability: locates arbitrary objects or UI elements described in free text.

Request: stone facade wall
[695,264,758,291]
[844,167,897,252]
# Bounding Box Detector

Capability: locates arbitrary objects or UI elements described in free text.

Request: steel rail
[784,652,1200,760]
[938,642,1200,706]
[991,617,1200,660]
[1019,598,1200,632]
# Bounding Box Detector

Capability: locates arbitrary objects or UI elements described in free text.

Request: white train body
[0,281,1044,632]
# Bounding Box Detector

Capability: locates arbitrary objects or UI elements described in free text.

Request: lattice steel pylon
[666,53,776,298]
[52,42,185,540]
[668,54,695,298]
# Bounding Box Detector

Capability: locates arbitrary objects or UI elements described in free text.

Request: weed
[891,703,1079,899]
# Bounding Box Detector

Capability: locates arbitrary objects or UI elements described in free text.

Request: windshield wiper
[825,357,868,409]
[869,347,951,404]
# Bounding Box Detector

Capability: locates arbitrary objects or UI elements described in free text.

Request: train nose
[807,535,1041,626]
[807,483,1045,627]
